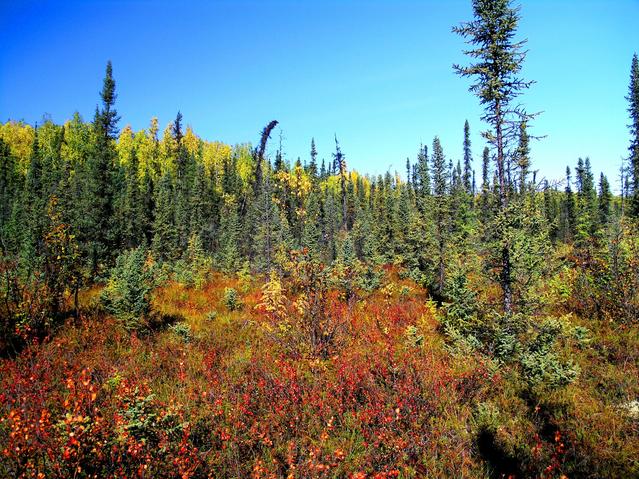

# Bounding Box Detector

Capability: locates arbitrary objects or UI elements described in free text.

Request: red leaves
[0,269,498,478]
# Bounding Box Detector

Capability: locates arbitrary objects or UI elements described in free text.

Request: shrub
[255,270,287,320]
[440,272,482,344]
[101,247,153,331]
[237,260,253,293]
[169,322,193,343]
[287,249,348,358]
[222,287,242,311]
[404,325,424,347]
[518,318,580,389]
[174,234,212,289]
[356,265,384,292]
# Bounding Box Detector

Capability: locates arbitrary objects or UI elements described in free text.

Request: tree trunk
[495,101,513,314]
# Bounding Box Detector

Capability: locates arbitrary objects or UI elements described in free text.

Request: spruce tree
[627,53,639,217]
[173,111,192,252]
[151,172,177,261]
[415,144,431,213]
[322,185,340,262]
[431,136,449,298]
[218,194,241,273]
[21,128,46,271]
[189,162,209,241]
[543,180,559,241]
[574,157,597,247]
[86,60,119,274]
[598,173,612,229]
[301,187,322,258]
[332,136,348,229]
[560,166,576,242]
[121,147,143,249]
[454,0,536,312]
[516,121,530,195]
[462,120,473,193]
[308,137,318,182]
[253,172,289,272]
[0,138,18,253]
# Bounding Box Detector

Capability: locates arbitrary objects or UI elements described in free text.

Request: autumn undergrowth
[1,259,637,479]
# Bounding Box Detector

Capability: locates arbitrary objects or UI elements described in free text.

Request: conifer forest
[1,0,638,477]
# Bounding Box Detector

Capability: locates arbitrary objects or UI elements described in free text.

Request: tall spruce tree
[627,53,639,217]
[333,136,348,229]
[516,121,530,195]
[21,128,46,270]
[308,138,319,182]
[173,111,192,252]
[598,172,612,229]
[415,144,431,213]
[87,60,119,274]
[431,136,449,298]
[454,0,536,313]
[0,138,18,253]
[560,166,576,242]
[462,120,473,193]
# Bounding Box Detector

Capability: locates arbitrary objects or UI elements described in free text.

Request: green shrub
[169,322,193,343]
[441,273,481,341]
[101,247,153,331]
[519,318,579,389]
[222,287,242,311]
[357,266,384,292]
[174,234,211,289]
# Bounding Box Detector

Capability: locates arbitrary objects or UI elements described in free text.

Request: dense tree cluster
[1,43,637,350]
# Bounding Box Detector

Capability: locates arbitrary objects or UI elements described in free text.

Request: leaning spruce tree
[453,0,536,313]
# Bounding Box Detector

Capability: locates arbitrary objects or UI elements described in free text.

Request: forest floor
[1,268,638,478]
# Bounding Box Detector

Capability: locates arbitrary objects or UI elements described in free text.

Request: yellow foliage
[183,126,201,159]
[116,125,135,166]
[256,270,287,321]
[0,120,34,173]
[159,121,177,175]
[136,118,160,180]
[202,141,232,174]
[61,114,92,167]
[234,143,255,188]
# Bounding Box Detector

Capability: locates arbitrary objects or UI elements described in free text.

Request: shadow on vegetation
[477,429,523,479]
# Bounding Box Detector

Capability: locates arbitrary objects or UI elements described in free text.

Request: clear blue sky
[1,0,637,188]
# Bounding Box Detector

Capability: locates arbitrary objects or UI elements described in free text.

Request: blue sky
[1,0,637,188]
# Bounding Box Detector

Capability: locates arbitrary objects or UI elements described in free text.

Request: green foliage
[101,247,153,331]
[173,234,211,288]
[441,272,480,335]
[2,11,639,479]
[151,172,177,261]
[518,318,579,389]
[628,53,639,217]
[169,322,193,343]
[488,198,552,315]
[217,194,241,273]
[356,265,384,292]
[222,287,242,311]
